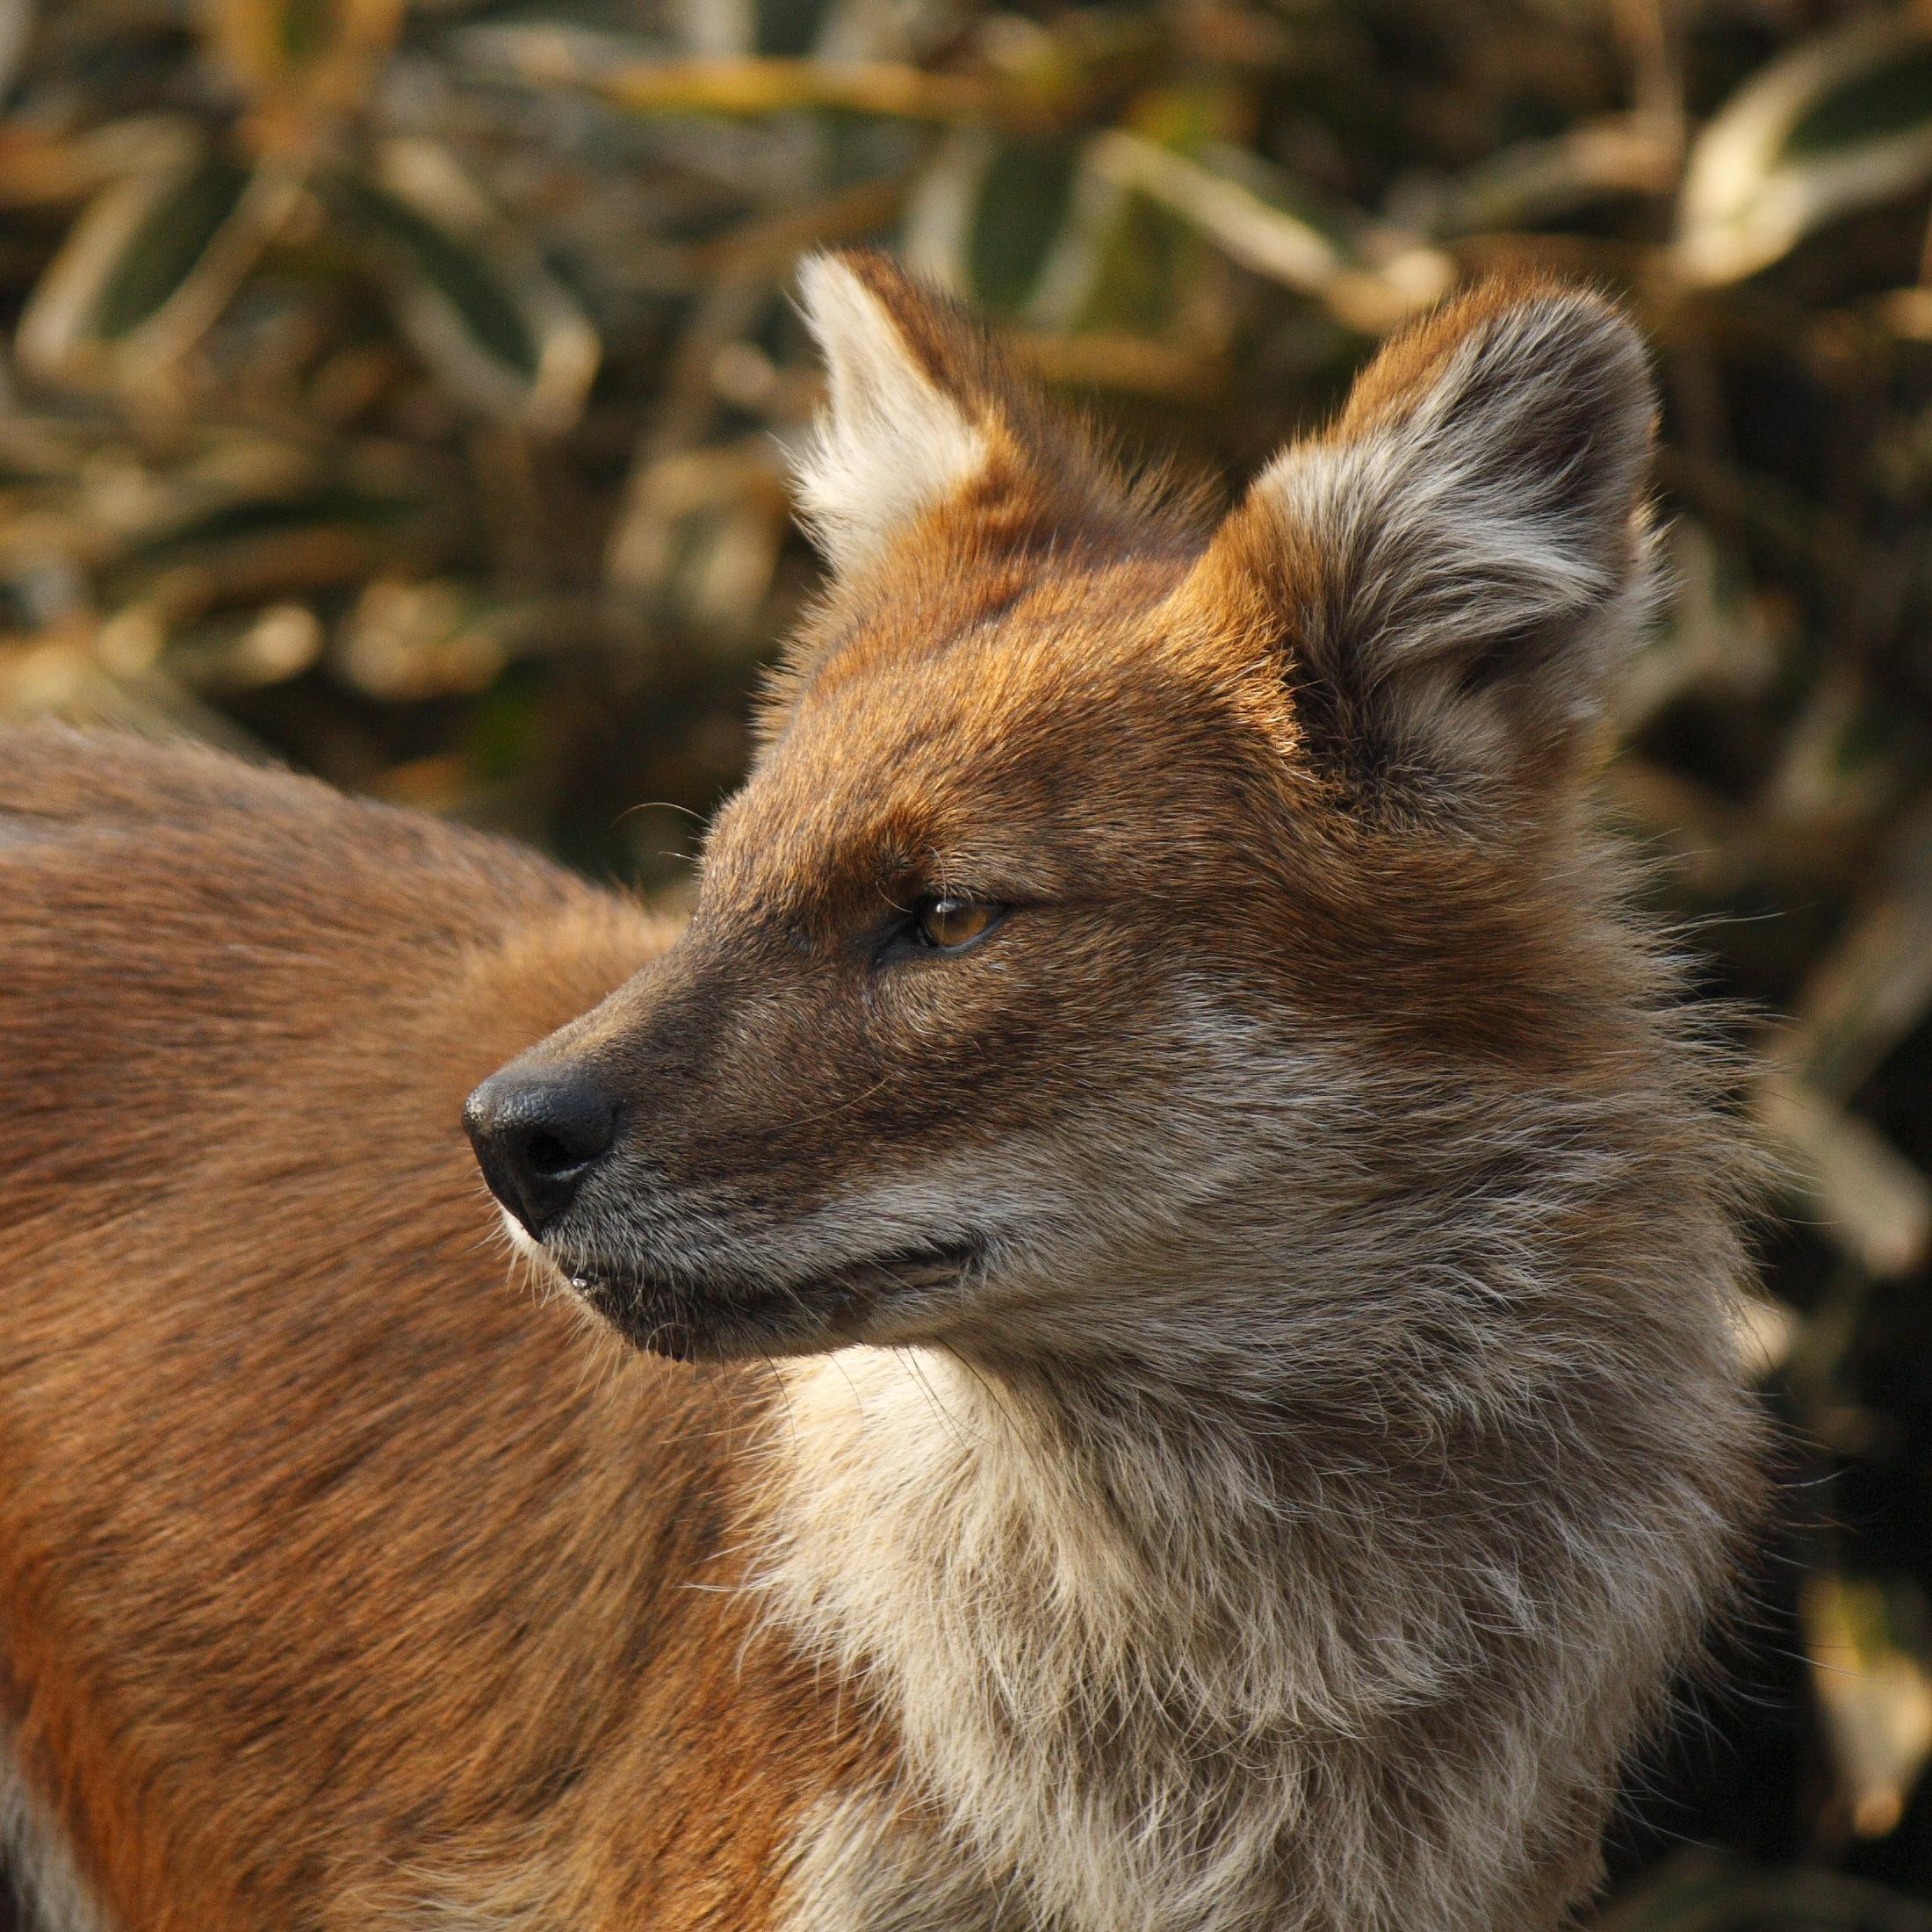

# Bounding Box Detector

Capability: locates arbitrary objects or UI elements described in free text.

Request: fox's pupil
[918,898,994,948]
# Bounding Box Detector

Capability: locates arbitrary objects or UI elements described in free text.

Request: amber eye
[912,896,1001,951]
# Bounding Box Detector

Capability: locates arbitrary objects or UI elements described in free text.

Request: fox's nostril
[524,1128,583,1179]
[464,1070,619,1236]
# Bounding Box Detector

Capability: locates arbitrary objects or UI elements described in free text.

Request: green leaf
[18,155,290,381]
[329,144,599,430]
[967,136,1080,316]
[753,0,834,60]
[1677,18,1932,285]
[906,127,1193,332]
[335,172,538,380]
[93,160,249,342]
[1786,38,1932,158]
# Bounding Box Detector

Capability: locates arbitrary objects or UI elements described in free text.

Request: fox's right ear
[791,252,998,575]
[1179,278,1659,824]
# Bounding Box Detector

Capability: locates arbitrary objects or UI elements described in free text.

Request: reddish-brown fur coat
[0,257,1765,1931]
[0,734,883,1928]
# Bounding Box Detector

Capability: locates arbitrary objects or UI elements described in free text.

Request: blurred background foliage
[4,0,1932,1921]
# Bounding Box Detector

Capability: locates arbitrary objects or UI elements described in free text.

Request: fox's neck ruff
[773,1340,1532,1715]
[760,1293,1728,1931]
[760,1031,1755,1930]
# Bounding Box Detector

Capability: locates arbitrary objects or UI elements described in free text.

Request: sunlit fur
[790,252,990,573]
[0,256,1763,1930]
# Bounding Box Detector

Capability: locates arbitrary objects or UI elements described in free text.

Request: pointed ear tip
[1341,276,1655,443]
[796,247,920,314]
[1449,270,1633,325]
[793,250,965,378]
[794,249,871,327]
[797,245,880,289]
[794,249,890,335]
[1462,276,1653,389]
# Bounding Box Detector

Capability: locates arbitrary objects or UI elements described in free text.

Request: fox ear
[1190,280,1658,820]
[791,252,996,574]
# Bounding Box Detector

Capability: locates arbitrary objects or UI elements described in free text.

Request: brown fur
[0,256,1765,1929]
[0,737,885,1928]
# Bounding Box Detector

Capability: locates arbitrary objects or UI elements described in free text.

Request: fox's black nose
[464,1070,619,1235]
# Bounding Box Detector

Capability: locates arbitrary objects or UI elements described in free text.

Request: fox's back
[0,729,864,1930]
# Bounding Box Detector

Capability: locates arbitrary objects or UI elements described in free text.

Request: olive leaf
[1804,1571,1932,1843]
[328,143,600,431]
[1784,795,1932,1105]
[1600,1849,1932,1930]
[17,154,299,383]
[1677,16,1932,285]
[902,129,1094,321]
[1431,115,1681,236]
[1085,131,1449,334]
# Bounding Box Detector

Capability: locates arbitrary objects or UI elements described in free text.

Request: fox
[0,252,1765,1932]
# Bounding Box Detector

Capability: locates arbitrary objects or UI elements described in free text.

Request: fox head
[466,251,1667,1379]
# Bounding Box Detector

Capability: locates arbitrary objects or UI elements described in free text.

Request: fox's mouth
[540,1236,981,1361]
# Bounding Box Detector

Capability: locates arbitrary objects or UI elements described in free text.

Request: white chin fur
[499,1208,548,1264]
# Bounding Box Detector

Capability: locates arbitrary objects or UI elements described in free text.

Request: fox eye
[912,897,1003,951]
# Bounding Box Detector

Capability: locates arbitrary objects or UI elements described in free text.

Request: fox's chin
[573,1274,847,1361]
[515,1230,982,1362]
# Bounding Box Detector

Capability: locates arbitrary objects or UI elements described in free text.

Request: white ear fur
[1243,290,1657,810]
[791,255,990,574]
[1258,293,1654,674]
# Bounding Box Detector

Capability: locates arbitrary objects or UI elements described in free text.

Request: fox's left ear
[1185,280,1658,819]
[790,251,998,575]
[789,250,1128,577]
